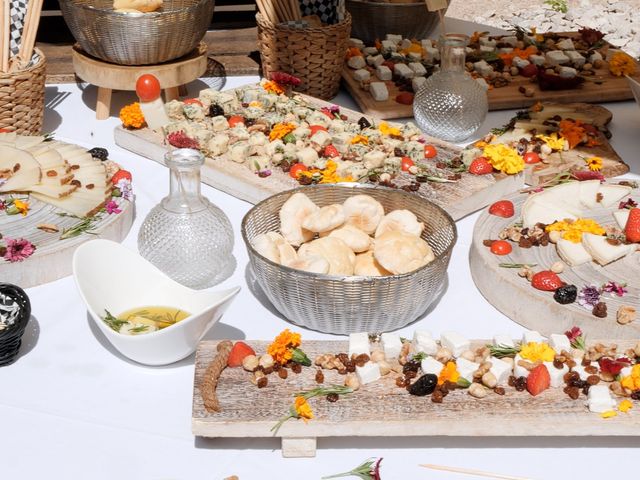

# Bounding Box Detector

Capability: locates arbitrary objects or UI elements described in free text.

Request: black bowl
[0,284,31,366]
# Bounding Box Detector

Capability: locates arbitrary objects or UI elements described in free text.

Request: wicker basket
[242,185,457,334]
[0,50,46,135]
[256,12,351,100]
[346,0,449,45]
[0,284,31,366]
[59,0,214,65]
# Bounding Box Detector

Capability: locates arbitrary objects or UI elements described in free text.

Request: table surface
[2,18,640,480]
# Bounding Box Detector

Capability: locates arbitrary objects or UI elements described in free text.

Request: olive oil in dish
[102,306,190,335]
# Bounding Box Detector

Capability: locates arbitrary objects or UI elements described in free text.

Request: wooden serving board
[342,33,640,118]
[193,339,640,457]
[115,90,523,221]
[470,189,640,340]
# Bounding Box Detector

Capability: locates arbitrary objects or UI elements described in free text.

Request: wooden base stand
[72,43,208,120]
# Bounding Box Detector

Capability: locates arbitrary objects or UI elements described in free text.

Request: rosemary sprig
[128,325,150,333]
[488,343,521,358]
[58,212,100,240]
[499,263,538,269]
[410,351,428,362]
[417,175,457,183]
[520,171,573,193]
[102,310,128,332]
[293,385,353,399]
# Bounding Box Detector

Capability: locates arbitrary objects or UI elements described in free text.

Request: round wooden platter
[470,188,640,340]
[0,141,134,289]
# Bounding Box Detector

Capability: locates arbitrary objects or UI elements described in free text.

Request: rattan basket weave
[0,284,31,366]
[59,0,214,65]
[346,0,449,45]
[242,185,457,334]
[0,49,46,135]
[256,12,351,100]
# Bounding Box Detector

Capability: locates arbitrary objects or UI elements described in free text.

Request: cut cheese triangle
[29,183,78,198]
[0,146,42,192]
[582,233,635,266]
[556,238,592,266]
[613,210,631,229]
[596,184,632,208]
[578,180,601,209]
[522,196,577,228]
[538,182,583,211]
[40,167,74,186]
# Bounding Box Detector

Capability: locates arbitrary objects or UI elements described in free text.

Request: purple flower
[104,200,122,214]
[257,169,272,178]
[602,281,627,297]
[329,105,340,114]
[2,237,36,262]
[578,284,600,309]
[115,178,133,201]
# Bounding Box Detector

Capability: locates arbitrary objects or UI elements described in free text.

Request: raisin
[554,285,577,304]
[403,361,420,373]
[564,371,579,384]
[315,369,325,384]
[88,147,109,161]
[483,239,495,247]
[346,363,356,373]
[262,366,274,375]
[409,374,438,396]
[355,353,370,364]
[518,237,533,248]
[337,353,349,364]
[405,370,417,380]
[553,359,564,369]
[494,387,506,396]
[592,302,607,318]
[508,375,516,387]
[585,365,598,375]
[586,375,600,385]
[582,385,591,395]
[431,389,444,403]
[291,363,302,374]
[298,175,313,185]
[631,390,640,400]
[278,369,288,379]
[396,376,407,388]
[0,247,6,257]
[564,386,580,399]
[257,377,268,388]
[326,393,339,402]
[514,376,527,391]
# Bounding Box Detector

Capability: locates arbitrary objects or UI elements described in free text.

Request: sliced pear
[578,180,601,209]
[582,233,635,266]
[556,238,592,266]
[613,210,631,229]
[596,184,633,208]
[0,145,42,192]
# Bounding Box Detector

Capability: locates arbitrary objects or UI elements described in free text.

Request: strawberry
[527,364,551,396]
[468,157,493,175]
[227,341,256,368]
[488,200,515,218]
[531,271,563,291]
[324,145,340,158]
[624,208,640,243]
[111,169,132,185]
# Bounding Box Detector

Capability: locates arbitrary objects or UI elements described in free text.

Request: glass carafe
[413,33,488,143]
[138,149,235,289]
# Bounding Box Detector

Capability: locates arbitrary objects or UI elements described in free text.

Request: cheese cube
[424,46,439,63]
[348,38,364,49]
[363,47,379,56]
[473,60,493,76]
[385,34,403,43]
[381,333,403,360]
[356,362,381,385]
[400,38,413,50]
[412,76,427,92]
[348,332,370,357]
[530,54,546,66]
[565,50,585,68]
[513,354,529,378]
[310,129,331,147]
[573,362,596,381]
[408,62,426,76]
[556,38,575,50]
[456,357,480,382]
[546,50,570,66]
[420,39,433,49]
[513,57,530,69]
[549,333,571,354]
[480,45,496,53]
[493,334,515,349]
[394,63,414,79]
[501,36,518,47]
[412,330,437,355]
[369,82,389,101]
[522,330,546,344]
[375,65,392,81]
[408,52,422,61]
[353,69,370,82]
[497,47,514,54]
[440,331,470,357]
[587,385,616,413]
[543,361,569,388]
[558,66,577,78]
[421,356,444,376]
[381,40,397,52]
[347,56,366,69]
[489,357,513,385]
[367,54,385,67]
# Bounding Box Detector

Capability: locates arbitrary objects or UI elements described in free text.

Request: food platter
[192,339,640,458]
[342,31,640,119]
[470,185,639,339]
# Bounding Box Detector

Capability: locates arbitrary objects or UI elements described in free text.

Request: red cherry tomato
[401,156,415,171]
[135,74,161,102]
[309,125,328,136]
[424,144,437,159]
[523,151,541,164]
[111,169,132,185]
[228,115,245,127]
[490,240,512,256]
[289,163,308,179]
[183,98,203,107]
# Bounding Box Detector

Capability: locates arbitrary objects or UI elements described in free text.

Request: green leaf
[488,343,521,358]
[456,378,471,388]
[102,310,128,332]
[291,348,311,366]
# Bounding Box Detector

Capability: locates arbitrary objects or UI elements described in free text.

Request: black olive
[357,116,371,130]
[87,147,108,161]
[209,104,224,117]
[409,374,438,396]
[402,360,420,373]
[554,284,577,305]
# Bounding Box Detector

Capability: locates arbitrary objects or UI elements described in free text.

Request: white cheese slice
[440,331,470,357]
[139,97,170,130]
[380,333,403,360]
[596,184,632,208]
[31,192,106,217]
[522,197,577,228]
[549,333,571,354]
[29,183,78,198]
[421,356,444,376]
[0,146,42,192]
[582,233,635,266]
[557,238,593,266]
[348,332,370,357]
[356,362,381,385]
[0,132,17,145]
[579,180,602,208]
[613,209,631,229]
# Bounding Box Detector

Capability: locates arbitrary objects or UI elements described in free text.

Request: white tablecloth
[2,21,640,479]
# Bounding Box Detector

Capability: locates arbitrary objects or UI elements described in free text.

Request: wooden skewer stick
[289,0,301,20]
[18,0,44,68]
[256,0,277,24]
[277,0,293,22]
[1,0,9,73]
[420,464,534,480]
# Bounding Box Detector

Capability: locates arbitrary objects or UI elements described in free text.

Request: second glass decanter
[138,149,234,289]
[413,33,488,143]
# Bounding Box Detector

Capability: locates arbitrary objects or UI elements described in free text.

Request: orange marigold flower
[437,361,460,386]
[269,122,296,141]
[559,119,586,149]
[119,102,145,129]
[609,52,636,77]
[263,80,285,95]
[294,396,313,421]
[267,329,302,363]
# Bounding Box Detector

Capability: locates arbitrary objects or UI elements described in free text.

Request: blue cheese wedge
[375,65,392,81]
[206,134,229,156]
[370,82,389,101]
[362,149,386,169]
[296,147,319,167]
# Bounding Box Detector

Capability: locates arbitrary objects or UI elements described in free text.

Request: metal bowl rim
[59,0,212,17]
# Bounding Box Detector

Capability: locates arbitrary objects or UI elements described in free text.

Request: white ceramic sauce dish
[72,239,240,365]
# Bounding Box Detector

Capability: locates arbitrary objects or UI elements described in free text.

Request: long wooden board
[192,339,640,458]
[115,90,523,220]
[470,188,640,340]
[342,34,640,118]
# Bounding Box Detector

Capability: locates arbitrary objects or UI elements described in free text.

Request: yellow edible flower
[620,364,640,391]
[379,122,402,137]
[618,399,633,413]
[248,101,263,108]
[318,160,353,184]
[546,218,605,243]
[269,122,296,142]
[482,143,525,175]
[609,52,636,77]
[437,361,460,386]
[519,342,555,363]
[601,410,618,419]
[13,199,29,216]
[294,396,313,421]
[262,80,285,95]
[119,102,145,129]
[536,133,566,151]
[586,156,603,172]
[350,134,369,145]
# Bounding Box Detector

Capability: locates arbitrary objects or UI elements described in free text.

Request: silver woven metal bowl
[241,185,457,335]
[59,0,215,65]
[346,0,449,45]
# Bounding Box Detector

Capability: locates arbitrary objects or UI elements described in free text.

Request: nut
[242,354,259,372]
[370,350,386,363]
[517,359,537,372]
[617,305,636,325]
[610,381,627,397]
[593,59,604,69]
[37,223,59,233]
[510,66,519,76]
[379,173,391,182]
[474,361,492,379]
[582,62,593,71]
[523,87,535,97]
[251,370,266,385]
[378,360,392,376]
[388,360,403,373]
[435,347,452,363]
[482,371,498,389]
[258,353,274,370]
[550,261,565,274]
[344,373,360,391]
[468,383,488,398]
[460,350,476,362]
